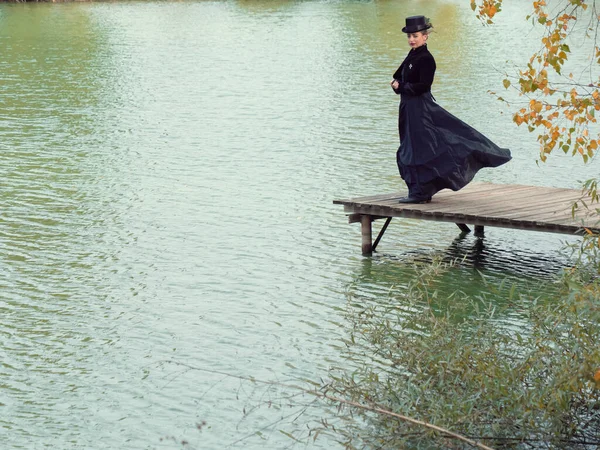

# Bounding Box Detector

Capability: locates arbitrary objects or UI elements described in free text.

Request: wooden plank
[548,213,600,228]
[401,192,589,227]
[462,204,573,223]
[344,202,583,230]
[486,193,581,216]
[491,201,585,223]
[347,204,584,234]
[334,191,406,205]
[456,189,578,210]
[381,188,552,217]
[336,183,586,207]
[334,181,511,206]
[430,190,579,217]
[474,189,581,209]
[435,184,536,201]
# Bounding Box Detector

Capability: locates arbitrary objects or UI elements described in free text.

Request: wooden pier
[333,182,599,255]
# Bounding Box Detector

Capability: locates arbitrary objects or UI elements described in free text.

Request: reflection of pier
[334,183,599,256]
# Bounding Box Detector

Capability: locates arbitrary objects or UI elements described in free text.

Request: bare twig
[156,360,496,450]
[316,391,496,450]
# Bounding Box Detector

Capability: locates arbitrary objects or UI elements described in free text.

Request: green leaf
[279,430,303,443]
[503,79,511,89]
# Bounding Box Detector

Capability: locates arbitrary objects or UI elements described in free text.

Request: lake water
[0,1,598,448]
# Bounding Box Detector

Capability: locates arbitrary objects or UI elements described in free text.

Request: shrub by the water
[321,243,600,449]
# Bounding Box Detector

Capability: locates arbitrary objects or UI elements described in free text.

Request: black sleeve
[397,55,436,96]
[391,61,404,95]
[392,62,404,81]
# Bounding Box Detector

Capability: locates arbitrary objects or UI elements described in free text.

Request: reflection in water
[446,232,488,269]
[443,232,572,279]
[351,229,568,325]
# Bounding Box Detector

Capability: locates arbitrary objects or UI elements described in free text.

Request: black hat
[402,15,432,33]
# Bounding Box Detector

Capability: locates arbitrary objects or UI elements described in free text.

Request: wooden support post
[456,223,471,233]
[372,217,392,252]
[361,215,373,256]
[474,225,485,237]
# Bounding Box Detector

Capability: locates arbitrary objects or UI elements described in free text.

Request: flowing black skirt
[396,93,511,198]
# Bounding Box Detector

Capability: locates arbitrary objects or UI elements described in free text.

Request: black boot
[398,196,432,204]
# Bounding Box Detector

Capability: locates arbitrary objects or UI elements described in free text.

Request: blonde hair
[407,26,433,37]
[421,25,434,36]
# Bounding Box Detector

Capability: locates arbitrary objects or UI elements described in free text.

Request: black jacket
[392,45,436,96]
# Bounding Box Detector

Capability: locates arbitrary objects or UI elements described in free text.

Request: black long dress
[392,44,511,200]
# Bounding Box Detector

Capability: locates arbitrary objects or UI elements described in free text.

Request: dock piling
[360,215,373,256]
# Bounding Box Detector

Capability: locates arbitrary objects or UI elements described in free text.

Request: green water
[0,1,597,448]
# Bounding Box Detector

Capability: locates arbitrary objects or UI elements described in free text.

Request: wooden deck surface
[334,182,599,236]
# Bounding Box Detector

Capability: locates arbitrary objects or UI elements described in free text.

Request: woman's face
[407,32,427,49]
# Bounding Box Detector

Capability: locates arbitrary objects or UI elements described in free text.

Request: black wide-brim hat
[402,15,432,33]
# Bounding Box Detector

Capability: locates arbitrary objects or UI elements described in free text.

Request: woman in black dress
[391,15,511,204]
